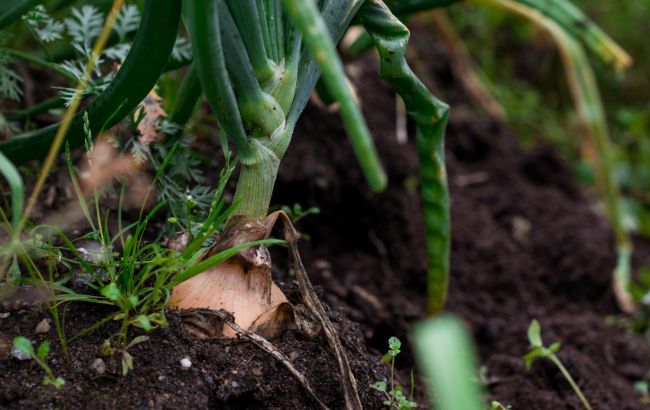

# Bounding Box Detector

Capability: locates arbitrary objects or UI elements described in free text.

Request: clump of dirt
[0,284,384,409]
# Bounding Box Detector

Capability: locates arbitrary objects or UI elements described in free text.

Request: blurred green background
[447,1,650,237]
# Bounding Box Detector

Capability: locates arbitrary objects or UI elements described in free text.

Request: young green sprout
[524,320,593,410]
[12,336,65,389]
[371,336,418,410]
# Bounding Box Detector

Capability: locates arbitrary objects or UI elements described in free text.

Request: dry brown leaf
[136,88,167,147]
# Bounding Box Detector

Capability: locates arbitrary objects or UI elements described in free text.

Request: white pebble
[11,346,30,361]
[180,357,192,369]
[90,358,106,376]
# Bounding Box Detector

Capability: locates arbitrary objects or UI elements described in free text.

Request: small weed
[279,203,321,224]
[372,336,418,409]
[12,336,65,389]
[490,400,512,410]
[100,335,150,376]
[524,320,592,410]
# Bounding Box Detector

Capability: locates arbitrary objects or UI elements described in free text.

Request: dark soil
[1,22,649,410]
[0,286,384,409]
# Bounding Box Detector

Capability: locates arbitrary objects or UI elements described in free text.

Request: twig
[266,211,363,410]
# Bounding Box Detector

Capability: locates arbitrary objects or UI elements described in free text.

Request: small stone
[90,358,106,376]
[512,215,532,242]
[180,357,192,369]
[0,312,9,319]
[11,346,31,361]
[251,367,262,377]
[35,319,50,335]
[158,375,166,381]
[231,381,240,388]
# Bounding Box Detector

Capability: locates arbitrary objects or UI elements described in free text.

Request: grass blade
[172,239,285,285]
[359,0,450,314]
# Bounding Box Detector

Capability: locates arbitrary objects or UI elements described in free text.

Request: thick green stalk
[256,0,273,58]
[360,0,450,314]
[184,0,253,161]
[186,0,286,220]
[284,0,387,193]
[225,0,275,82]
[169,64,202,130]
[265,0,280,62]
[232,142,281,219]
[220,4,284,137]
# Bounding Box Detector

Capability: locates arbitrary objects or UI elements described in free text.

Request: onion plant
[0,0,453,321]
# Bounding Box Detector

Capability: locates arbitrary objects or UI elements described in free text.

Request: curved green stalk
[513,0,632,70]
[0,0,182,163]
[0,0,40,30]
[0,151,23,229]
[359,0,450,315]
[166,63,202,144]
[284,0,387,193]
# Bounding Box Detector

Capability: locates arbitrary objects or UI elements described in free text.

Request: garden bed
[1,24,648,410]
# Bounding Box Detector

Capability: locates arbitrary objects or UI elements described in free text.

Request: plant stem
[232,142,280,219]
[549,354,593,410]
